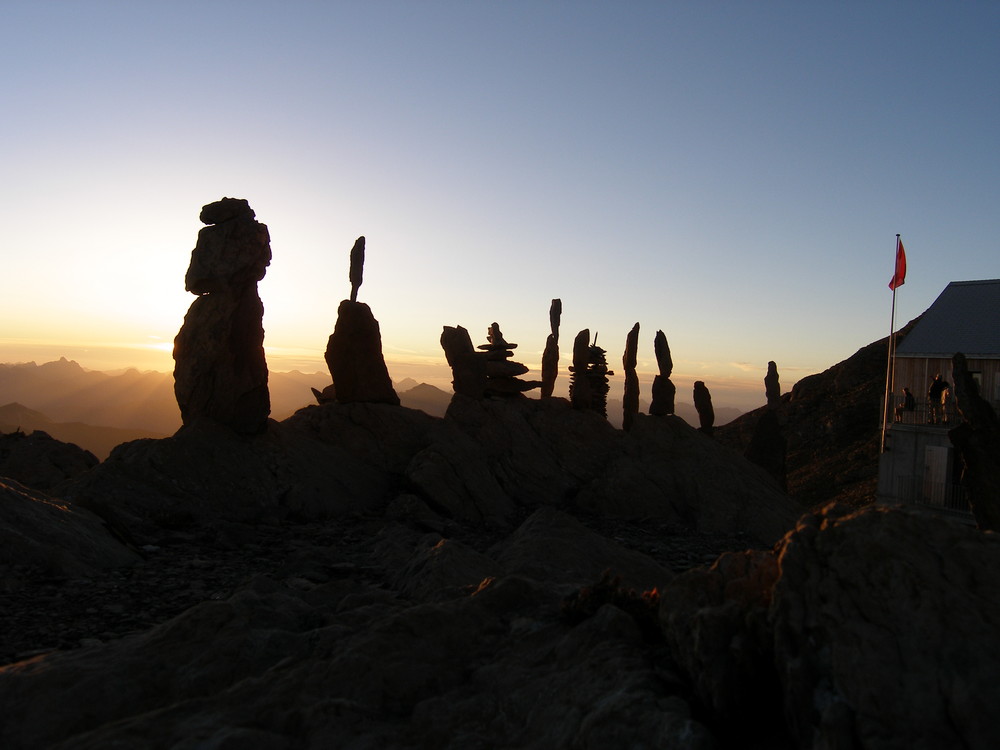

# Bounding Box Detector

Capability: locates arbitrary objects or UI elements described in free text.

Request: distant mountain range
[0,358,740,459]
[0,359,454,459]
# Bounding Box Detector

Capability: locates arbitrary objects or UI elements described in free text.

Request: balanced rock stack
[478,323,542,397]
[569,330,614,417]
[173,197,271,435]
[649,330,676,416]
[321,236,399,406]
[540,299,562,398]
[693,380,715,436]
[622,323,640,431]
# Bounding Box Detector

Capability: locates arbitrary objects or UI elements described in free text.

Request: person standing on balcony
[894,387,916,421]
[928,374,949,424]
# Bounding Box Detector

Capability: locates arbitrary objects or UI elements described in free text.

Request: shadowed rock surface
[4,310,996,747]
[0,428,98,490]
[744,361,788,491]
[173,197,271,435]
[0,478,138,579]
[440,325,487,398]
[949,351,1000,530]
[660,501,1000,748]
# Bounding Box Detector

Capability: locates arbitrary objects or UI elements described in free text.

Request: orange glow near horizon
[0,336,776,412]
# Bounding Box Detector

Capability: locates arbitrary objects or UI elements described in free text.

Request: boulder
[324,300,400,405]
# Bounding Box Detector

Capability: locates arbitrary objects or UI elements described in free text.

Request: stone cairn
[316,236,400,406]
[569,330,614,417]
[173,197,271,435]
[440,322,541,398]
[745,361,788,490]
[540,299,562,398]
[622,323,640,431]
[693,380,715,436]
[649,330,676,416]
[765,360,781,408]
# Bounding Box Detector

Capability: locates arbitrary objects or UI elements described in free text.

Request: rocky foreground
[1,396,998,749]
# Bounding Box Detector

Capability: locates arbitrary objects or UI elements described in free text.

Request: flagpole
[880,234,901,453]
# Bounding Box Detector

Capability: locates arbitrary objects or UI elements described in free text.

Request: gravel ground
[0,511,763,666]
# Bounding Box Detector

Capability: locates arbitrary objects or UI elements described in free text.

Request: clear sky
[2,1,997,411]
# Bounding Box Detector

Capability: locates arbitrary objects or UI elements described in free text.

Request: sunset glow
[3,3,997,415]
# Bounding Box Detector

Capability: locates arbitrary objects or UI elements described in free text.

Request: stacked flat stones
[569,330,614,417]
[479,323,542,397]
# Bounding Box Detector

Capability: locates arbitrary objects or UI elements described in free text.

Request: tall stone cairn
[540,298,562,398]
[323,236,400,406]
[569,330,614,417]
[173,197,271,435]
[949,351,1000,531]
[649,329,676,416]
[693,380,715,436]
[622,322,640,431]
[745,360,788,490]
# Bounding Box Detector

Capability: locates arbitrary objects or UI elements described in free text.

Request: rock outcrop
[660,501,1000,749]
[173,197,271,435]
[0,429,98,491]
[540,299,562,398]
[649,329,676,416]
[622,323,640,431]
[949,351,1000,530]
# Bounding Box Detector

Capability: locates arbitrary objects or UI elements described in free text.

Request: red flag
[889,237,906,290]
